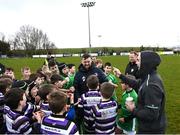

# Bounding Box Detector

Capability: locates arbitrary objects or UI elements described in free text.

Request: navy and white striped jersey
[40,102,52,116]
[23,102,36,118]
[0,92,4,125]
[5,108,32,134]
[90,99,118,134]
[3,105,10,114]
[41,114,79,135]
[78,90,101,133]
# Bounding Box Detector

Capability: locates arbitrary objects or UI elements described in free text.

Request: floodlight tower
[81,2,96,53]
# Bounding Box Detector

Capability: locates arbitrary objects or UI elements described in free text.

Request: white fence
[32,51,174,58]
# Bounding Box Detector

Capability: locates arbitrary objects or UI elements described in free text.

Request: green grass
[0,55,180,133]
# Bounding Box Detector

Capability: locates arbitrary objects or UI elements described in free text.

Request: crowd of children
[0,54,138,134]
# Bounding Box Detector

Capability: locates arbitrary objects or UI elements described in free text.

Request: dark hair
[29,72,44,82]
[38,84,56,101]
[48,91,67,114]
[104,62,112,67]
[48,59,57,67]
[100,82,115,99]
[121,74,136,84]
[86,75,99,89]
[67,64,75,69]
[0,78,13,94]
[36,71,46,80]
[29,73,38,82]
[50,74,63,84]
[5,67,14,72]
[4,88,24,110]
[82,53,91,60]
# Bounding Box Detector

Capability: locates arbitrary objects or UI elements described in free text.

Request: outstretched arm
[113,67,140,92]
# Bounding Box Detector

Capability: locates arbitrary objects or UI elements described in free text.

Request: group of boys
[0,54,139,135]
[0,60,79,134]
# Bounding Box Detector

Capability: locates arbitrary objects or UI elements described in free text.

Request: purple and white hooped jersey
[41,114,79,135]
[40,102,52,116]
[5,108,32,134]
[0,92,4,117]
[90,99,118,134]
[78,90,101,133]
[23,102,36,118]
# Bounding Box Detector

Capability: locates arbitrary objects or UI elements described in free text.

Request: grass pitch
[0,55,180,133]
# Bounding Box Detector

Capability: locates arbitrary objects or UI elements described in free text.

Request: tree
[0,40,10,55]
[0,33,10,55]
[140,45,144,51]
[81,48,87,54]
[13,25,56,50]
[102,47,109,55]
[0,32,5,41]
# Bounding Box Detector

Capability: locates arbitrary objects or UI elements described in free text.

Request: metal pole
[81,2,95,54]
[88,6,91,53]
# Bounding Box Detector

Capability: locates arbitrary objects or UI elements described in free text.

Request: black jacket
[125,62,139,78]
[74,64,108,102]
[120,51,167,133]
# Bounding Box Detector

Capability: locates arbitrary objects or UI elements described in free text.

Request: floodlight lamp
[87,2,96,7]
[81,2,88,7]
[81,2,96,7]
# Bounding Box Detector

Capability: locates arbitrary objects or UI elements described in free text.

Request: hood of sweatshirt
[139,50,161,79]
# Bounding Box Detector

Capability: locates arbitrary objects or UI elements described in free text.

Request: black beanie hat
[28,81,37,92]
[57,62,67,71]
[12,80,28,91]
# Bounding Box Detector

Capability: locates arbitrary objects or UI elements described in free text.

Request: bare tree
[0,32,5,41]
[13,25,56,50]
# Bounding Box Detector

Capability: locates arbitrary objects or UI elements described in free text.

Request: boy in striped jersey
[41,91,78,135]
[89,82,118,134]
[0,77,12,133]
[38,84,58,116]
[78,75,102,134]
[11,80,37,121]
[4,88,42,134]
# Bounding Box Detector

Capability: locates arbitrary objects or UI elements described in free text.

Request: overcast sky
[0,0,180,48]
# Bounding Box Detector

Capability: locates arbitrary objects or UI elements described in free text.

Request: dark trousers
[0,123,7,134]
[74,106,84,134]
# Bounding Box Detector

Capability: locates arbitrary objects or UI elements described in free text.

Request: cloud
[0,0,180,48]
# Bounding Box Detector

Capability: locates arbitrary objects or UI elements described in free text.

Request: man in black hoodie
[114,50,167,134]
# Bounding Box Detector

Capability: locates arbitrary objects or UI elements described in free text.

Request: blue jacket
[74,64,108,102]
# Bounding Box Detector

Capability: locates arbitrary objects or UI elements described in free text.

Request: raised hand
[113,67,122,77]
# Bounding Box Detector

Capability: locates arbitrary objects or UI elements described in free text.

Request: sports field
[0,55,180,133]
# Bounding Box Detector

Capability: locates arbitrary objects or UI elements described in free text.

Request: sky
[0,0,180,48]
